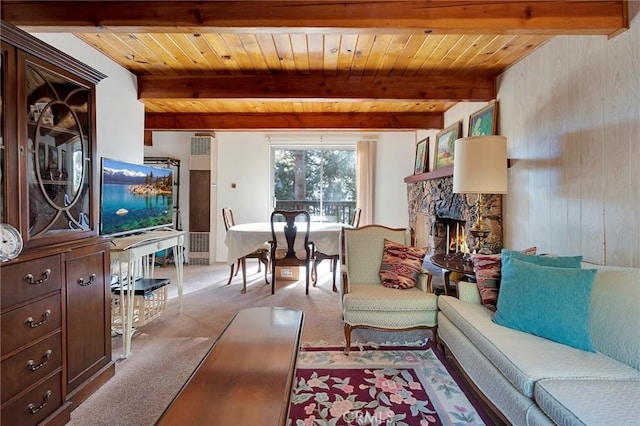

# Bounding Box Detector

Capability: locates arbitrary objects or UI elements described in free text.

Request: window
[271,145,356,223]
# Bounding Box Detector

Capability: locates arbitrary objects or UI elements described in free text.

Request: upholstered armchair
[342,225,438,354]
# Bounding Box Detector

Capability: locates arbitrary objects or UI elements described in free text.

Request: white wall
[33,34,145,163]
[373,132,416,227]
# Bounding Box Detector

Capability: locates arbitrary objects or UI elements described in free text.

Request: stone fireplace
[408,176,503,255]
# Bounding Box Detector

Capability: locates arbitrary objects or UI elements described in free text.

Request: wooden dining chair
[269,210,314,294]
[311,207,361,292]
[222,207,269,293]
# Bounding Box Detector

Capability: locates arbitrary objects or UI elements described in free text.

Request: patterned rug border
[291,338,493,425]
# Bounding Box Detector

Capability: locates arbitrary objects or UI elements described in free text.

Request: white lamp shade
[453,135,508,194]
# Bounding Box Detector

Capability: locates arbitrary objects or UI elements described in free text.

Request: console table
[157,307,304,426]
[110,229,186,358]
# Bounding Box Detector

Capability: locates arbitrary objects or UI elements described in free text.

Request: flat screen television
[99,158,174,237]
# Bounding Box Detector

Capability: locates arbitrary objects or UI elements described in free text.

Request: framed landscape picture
[468,100,498,136]
[414,137,428,174]
[435,121,462,169]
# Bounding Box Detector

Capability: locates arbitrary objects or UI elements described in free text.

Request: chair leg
[234,259,241,276]
[241,258,247,294]
[311,259,318,285]
[305,265,310,295]
[271,261,276,294]
[344,323,352,355]
[227,264,235,286]
[331,255,338,292]
[262,256,270,285]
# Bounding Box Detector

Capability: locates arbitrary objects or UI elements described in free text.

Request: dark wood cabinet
[65,241,112,396]
[1,20,114,425]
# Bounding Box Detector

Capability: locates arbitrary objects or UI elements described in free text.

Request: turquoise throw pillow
[493,257,596,352]
[501,249,582,268]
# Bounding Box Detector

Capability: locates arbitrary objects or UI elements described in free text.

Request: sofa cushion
[471,247,536,311]
[379,239,427,289]
[494,257,596,352]
[501,249,582,268]
[535,379,640,426]
[344,283,438,311]
[437,295,640,398]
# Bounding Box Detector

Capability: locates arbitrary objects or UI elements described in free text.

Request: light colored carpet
[68,261,440,425]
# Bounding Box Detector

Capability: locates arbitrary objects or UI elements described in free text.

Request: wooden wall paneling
[498,65,529,250]
[526,42,553,254]
[500,22,638,267]
[604,25,639,266]
[546,35,570,257]
[571,35,606,264]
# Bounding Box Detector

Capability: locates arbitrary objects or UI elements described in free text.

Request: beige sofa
[437,263,640,425]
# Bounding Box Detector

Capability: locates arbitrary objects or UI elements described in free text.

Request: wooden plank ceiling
[1,1,629,130]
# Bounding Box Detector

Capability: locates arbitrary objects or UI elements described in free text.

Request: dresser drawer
[1,255,62,309]
[1,371,63,426]
[1,294,62,357]
[1,332,62,403]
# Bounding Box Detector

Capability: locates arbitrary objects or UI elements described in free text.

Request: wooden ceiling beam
[139,75,495,102]
[1,1,628,36]
[145,112,443,131]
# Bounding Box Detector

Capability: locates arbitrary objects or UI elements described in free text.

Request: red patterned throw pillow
[471,247,536,310]
[379,239,428,289]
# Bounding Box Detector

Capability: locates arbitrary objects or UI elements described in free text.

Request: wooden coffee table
[430,253,476,296]
[157,307,303,425]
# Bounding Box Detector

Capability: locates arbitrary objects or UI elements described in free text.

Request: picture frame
[48,145,58,169]
[434,121,462,169]
[413,137,429,174]
[468,100,498,137]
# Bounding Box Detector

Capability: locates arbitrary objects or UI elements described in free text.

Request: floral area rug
[287,340,490,426]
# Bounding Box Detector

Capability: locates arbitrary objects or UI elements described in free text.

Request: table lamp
[453,135,508,254]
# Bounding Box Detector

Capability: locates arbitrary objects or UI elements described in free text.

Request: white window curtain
[356,140,376,225]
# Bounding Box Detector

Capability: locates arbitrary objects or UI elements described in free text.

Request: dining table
[225,221,348,266]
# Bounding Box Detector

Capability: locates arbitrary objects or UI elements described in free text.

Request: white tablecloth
[225,222,348,264]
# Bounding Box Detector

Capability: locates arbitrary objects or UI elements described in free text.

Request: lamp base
[470,194,491,254]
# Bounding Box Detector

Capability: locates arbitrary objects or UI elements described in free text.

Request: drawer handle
[23,269,52,285]
[77,274,96,286]
[26,350,53,371]
[27,390,52,414]
[24,310,51,328]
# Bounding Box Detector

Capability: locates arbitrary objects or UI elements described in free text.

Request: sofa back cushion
[494,257,596,352]
[587,264,640,370]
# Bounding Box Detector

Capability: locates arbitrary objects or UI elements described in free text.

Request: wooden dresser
[1,20,114,425]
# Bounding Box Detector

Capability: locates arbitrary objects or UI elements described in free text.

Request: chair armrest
[457,281,482,304]
[415,269,433,293]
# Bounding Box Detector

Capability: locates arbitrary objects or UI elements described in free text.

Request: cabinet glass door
[25,61,92,239]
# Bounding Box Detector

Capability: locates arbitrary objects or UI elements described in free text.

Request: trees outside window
[272,148,356,223]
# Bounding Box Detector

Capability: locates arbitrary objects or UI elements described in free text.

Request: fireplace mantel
[404,167,453,183]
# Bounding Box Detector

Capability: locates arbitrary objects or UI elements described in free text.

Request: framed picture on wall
[413,137,429,174]
[434,121,462,169]
[468,100,498,136]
